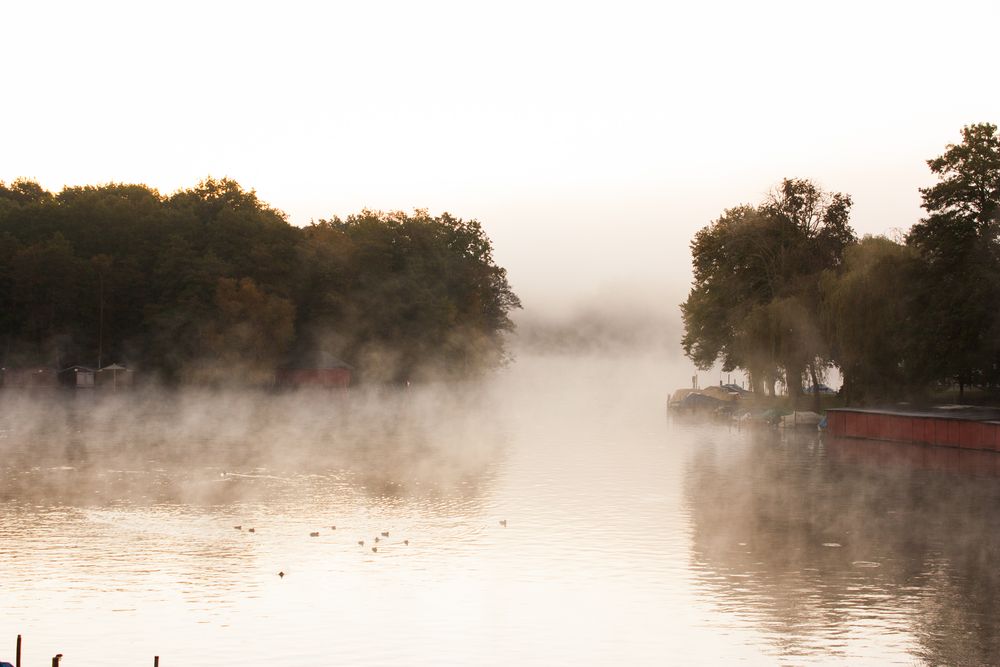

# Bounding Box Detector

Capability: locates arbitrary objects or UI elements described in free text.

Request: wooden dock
[5,635,159,666]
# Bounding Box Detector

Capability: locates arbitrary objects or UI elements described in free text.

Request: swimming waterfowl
[372,546,377,553]
[358,540,364,546]
[331,525,336,530]
[499,520,507,527]
[381,531,389,537]
[248,528,256,533]
[310,532,319,537]
[374,536,380,543]
[404,539,409,545]
[234,525,242,530]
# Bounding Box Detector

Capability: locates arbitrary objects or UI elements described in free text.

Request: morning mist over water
[0,339,685,665]
[4,333,1000,665]
[4,0,1000,664]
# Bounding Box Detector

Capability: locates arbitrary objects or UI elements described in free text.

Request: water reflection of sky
[2,355,1000,665]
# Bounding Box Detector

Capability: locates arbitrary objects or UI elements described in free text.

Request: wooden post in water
[154,657,160,666]
[51,654,62,667]
[15,635,21,667]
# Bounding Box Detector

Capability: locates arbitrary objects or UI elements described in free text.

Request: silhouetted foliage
[683,123,1000,404]
[0,178,520,384]
[297,210,521,382]
[681,179,855,398]
[907,123,1000,396]
[819,236,922,402]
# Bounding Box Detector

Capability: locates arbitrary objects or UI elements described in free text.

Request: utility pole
[92,254,113,369]
[98,270,104,369]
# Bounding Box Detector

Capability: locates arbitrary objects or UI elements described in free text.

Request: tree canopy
[907,122,1000,395]
[683,123,1000,403]
[681,178,855,397]
[296,209,521,382]
[818,236,921,403]
[0,178,520,385]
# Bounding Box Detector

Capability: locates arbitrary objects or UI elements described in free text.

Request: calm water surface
[2,353,999,665]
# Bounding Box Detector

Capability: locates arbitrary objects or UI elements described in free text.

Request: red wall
[275,368,351,389]
[828,410,1000,451]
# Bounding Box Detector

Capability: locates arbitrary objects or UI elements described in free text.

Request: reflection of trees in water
[684,428,1000,663]
[910,561,1000,666]
[0,390,508,623]
[0,388,507,508]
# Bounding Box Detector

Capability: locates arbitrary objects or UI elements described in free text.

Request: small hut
[96,363,134,391]
[58,365,96,389]
[275,352,352,389]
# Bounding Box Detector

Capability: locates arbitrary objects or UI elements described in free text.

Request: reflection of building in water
[826,437,1000,477]
[683,429,1000,664]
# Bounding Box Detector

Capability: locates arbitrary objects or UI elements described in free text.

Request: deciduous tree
[907,123,1000,395]
[819,236,921,403]
[682,179,855,399]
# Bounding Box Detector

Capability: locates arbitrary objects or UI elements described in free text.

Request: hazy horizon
[5,0,998,318]
[5,4,1000,663]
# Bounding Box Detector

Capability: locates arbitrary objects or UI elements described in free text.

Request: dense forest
[0,178,521,384]
[682,122,1000,404]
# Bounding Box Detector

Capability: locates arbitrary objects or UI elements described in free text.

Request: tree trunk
[785,359,804,410]
[808,361,821,414]
[842,367,855,406]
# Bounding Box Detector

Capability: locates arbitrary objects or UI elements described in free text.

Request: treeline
[682,123,1000,404]
[0,178,520,384]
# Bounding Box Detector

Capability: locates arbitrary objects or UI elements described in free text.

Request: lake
[2,352,999,665]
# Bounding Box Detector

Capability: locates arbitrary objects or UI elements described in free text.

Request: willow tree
[681,179,855,400]
[819,236,921,403]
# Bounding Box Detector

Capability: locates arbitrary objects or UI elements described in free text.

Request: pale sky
[3,0,998,318]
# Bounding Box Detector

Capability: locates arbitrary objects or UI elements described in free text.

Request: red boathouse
[274,353,353,390]
[826,407,1000,451]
